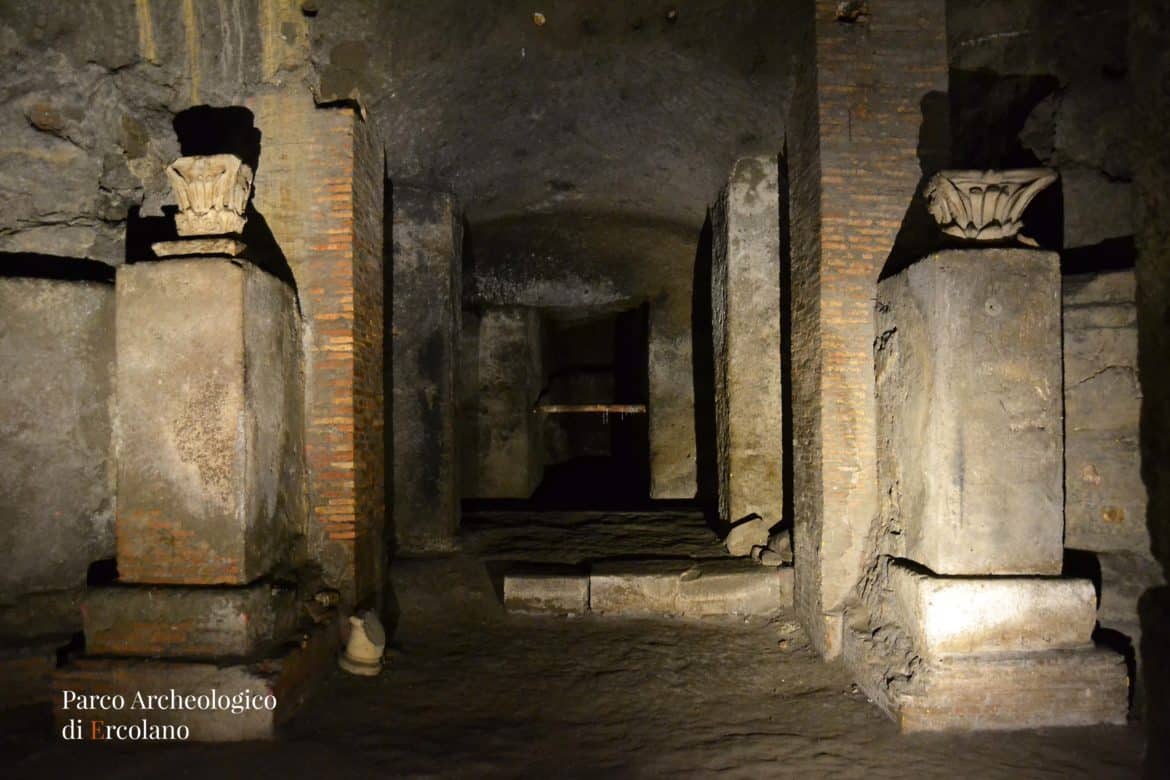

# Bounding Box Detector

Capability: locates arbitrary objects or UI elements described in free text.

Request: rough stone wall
[0,277,114,637]
[1063,271,1147,553]
[1131,0,1170,768]
[711,156,783,528]
[460,307,544,499]
[948,0,1132,253]
[249,90,384,609]
[0,0,311,264]
[390,187,462,551]
[465,216,698,499]
[786,0,948,658]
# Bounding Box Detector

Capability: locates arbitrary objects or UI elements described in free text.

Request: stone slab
[151,238,247,257]
[83,584,298,659]
[53,618,337,741]
[391,187,462,551]
[888,563,1096,658]
[590,559,791,617]
[503,567,589,614]
[845,628,1129,732]
[711,156,783,528]
[115,259,301,585]
[875,249,1064,575]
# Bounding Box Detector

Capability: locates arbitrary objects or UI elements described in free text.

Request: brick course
[787,0,948,657]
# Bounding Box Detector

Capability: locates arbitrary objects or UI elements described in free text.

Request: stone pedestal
[849,247,1128,731]
[711,156,783,529]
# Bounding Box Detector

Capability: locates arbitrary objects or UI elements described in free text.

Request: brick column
[787,0,948,657]
[249,89,384,609]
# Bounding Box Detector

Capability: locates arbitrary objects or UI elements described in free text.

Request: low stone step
[503,565,589,615]
[502,559,793,618]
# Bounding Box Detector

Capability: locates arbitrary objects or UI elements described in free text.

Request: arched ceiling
[313,0,797,248]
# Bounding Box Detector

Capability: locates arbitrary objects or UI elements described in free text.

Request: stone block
[460,307,544,499]
[503,567,589,614]
[83,584,298,659]
[875,248,1064,575]
[53,618,337,742]
[115,260,301,585]
[711,156,783,528]
[590,559,791,617]
[888,563,1096,659]
[392,187,462,551]
[724,517,770,557]
[845,629,1129,732]
[0,278,114,605]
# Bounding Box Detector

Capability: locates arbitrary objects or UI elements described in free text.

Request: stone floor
[459,507,727,564]
[0,510,1146,777]
[1,611,1144,779]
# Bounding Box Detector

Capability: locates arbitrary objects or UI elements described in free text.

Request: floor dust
[1,611,1143,779]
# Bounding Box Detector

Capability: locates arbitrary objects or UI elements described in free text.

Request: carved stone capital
[924,168,1057,245]
[165,154,254,237]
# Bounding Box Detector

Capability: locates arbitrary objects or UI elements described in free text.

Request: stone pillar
[390,186,462,551]
[56,153,336,741]
[844,175,1129,732]
[460,307,544,499]
[711,156,783,528]
[0,277,114,639]
[786,0,949,657]
[248,90,384,609]
[649,294,697,499]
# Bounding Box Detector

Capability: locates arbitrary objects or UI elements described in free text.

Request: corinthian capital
[925,168,1057,245]
[165,154,254,236]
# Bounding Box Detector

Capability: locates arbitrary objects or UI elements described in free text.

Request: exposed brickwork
[787,0,948,658]
[250,90,384,608]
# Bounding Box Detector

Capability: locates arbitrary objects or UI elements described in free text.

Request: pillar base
[845,626,1128,732]
[52,618,337,741]
[82,583,299,659]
